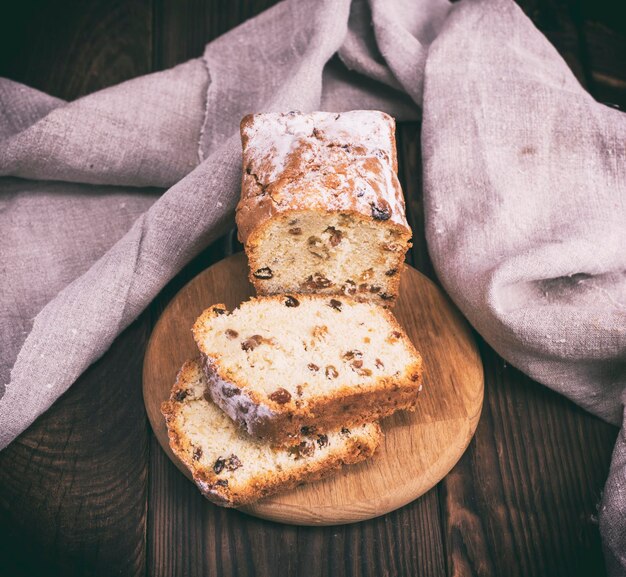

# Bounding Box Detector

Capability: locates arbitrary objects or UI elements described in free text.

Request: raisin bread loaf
[161,359,382,507]
[236,111,412,306]
[192,295,423,445]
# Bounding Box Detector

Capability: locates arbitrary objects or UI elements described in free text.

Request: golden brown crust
[161,359,382,507]
[192,296,423,445]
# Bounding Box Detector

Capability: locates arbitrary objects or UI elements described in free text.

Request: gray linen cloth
[1,0,624,571]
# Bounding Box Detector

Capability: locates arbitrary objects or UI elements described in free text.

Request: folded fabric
[0,0,624,573]
[421,2,626,572]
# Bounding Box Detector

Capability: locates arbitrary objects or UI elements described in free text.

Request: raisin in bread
[192,295,423,445]
[161,359,381,507]
[236,111,412,306]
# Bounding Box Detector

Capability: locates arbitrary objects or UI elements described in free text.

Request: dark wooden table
[1,1,624,576]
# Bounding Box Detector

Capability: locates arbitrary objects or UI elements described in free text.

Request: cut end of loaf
[192,295,423,443]
[161,359,382,507]
[246,210,411,305]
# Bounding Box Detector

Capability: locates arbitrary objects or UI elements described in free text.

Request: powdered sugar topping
[239,110,409,231]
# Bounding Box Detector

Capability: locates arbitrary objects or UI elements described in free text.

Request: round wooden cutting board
[143,252,484,525]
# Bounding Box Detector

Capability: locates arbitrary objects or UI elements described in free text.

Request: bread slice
[236,111,412,306]
[192,295,423,444]
[161,359,382,507]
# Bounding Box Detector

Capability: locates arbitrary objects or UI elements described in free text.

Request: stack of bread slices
[161,111,423,507]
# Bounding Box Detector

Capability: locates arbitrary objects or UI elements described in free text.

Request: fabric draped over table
[0,0,624,572]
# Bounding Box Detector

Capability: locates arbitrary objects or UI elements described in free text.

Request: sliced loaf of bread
[161,359,382,507]
[192,295,423,444]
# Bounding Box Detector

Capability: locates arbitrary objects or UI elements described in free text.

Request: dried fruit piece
[325,365,339,379]
[342,350,363,360]
[371,200,392,221]
[222,385,240,398]
[317,434,329,448]
[238,403,249,414]
[342,281,356,296]
[193,447,203,461]
[324,226,343,247]
[225,455,242,471]
[269,388,292,404]
[213,458,225,474]
[305,273,333,289]
[351,359,364,369]
[213,454,242,474]
[369,286,381,293]
[288,227,302,235]
[355,367,373,377]
[329,299,342,311]
[379,293,394,301]
[307,363,320,372]
[340,427,351,435]
[385,269,398,276]
[225,329,239,339]
[375,358,384,370]
[241,335,263,351]
[212,307,227,315]
[301,425,317,436]
[253,267,273,279]
[284,295,300,307]
[174,389,188,402]
[214,479,229,487]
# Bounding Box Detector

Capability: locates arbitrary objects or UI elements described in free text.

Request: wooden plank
[442,345,616,577]
[0,0,152,100]
[153,0,281,69]
[581,21,626,110]
[149,436,448,577]
[0,1,153,576]
[0,315,152,577]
